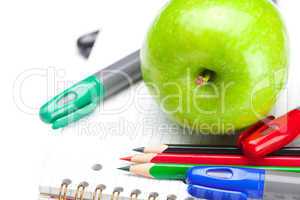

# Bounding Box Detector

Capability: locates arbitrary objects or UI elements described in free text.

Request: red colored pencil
[121,153,300,167]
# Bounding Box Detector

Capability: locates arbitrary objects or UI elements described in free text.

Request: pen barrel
[95,50,141,97]
[264,170,300,199]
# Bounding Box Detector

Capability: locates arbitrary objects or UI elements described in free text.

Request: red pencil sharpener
[237,108,300,158]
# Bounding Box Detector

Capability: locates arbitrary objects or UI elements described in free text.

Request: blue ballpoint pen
[186,166,300,200]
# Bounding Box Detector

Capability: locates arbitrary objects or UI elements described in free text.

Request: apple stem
[195,73,210,86]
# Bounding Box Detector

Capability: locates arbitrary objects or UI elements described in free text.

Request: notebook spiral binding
[57,179,180,200]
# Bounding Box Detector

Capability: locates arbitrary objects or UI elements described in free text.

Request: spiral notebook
[38,77,298,200]
[39,79,242,200]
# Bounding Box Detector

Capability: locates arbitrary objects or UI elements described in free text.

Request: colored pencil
[133,144,300,156]
[118,163,300,180]
[121,153,300,167]
[119,163,189,180]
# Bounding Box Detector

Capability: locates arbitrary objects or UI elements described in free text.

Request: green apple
[141,0,288,134]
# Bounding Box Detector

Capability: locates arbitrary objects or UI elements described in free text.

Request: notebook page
[40,80,241,199]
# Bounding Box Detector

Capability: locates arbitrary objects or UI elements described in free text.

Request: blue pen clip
[186,166,265,200]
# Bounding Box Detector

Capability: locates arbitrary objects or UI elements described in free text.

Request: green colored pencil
[118,163,300,180]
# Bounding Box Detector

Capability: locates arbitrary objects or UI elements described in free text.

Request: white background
[0,0,299,199]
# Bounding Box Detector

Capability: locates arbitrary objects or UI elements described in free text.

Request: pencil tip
[133,147,144,152]
[120,156,132,161]
[118,166,130,172]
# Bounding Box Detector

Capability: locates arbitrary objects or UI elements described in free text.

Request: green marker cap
[39,75,105,129]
